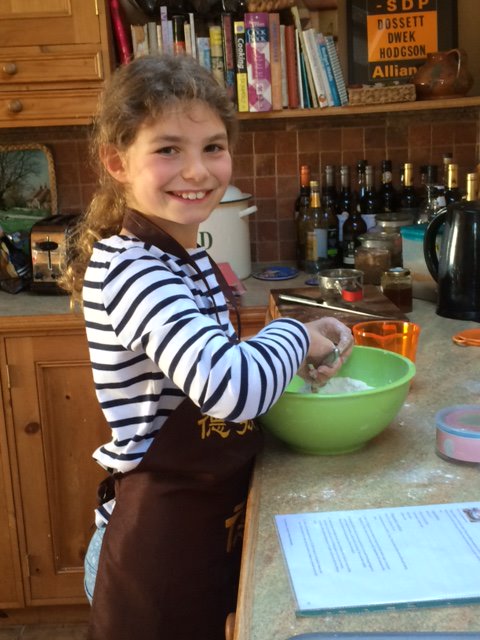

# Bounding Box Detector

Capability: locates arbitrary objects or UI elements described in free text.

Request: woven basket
[348,83,416,106]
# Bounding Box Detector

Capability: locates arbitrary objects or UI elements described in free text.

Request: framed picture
[346,0,458,86]
[0,143,57,244]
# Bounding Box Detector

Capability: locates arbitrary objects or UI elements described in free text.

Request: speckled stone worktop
[234,300,480,640]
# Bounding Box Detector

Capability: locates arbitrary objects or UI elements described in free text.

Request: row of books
[107,1,349,113]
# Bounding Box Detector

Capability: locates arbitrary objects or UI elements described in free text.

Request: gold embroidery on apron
[197,416,256,440]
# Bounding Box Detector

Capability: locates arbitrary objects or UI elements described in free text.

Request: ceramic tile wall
[1,107,478,266]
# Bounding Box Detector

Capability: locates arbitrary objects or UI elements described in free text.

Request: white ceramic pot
[198,185,257,279]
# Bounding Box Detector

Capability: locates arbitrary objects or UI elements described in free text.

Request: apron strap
[122,208,242,338]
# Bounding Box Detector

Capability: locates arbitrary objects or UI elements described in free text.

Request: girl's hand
[298,317,353,386]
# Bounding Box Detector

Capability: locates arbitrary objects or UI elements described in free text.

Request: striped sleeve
[100,250,309,422]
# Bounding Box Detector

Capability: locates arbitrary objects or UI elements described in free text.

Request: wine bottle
[305,180,339,273]
[355,159,368,210]
[444,163,462,205]
[342,197,367,268]
[378,159,398,214]
[359,164,378,229]
[336,165,353,242]
[295,164,311,270]
[399,162,418,216]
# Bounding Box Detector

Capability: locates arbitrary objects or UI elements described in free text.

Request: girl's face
[107,101,232,248]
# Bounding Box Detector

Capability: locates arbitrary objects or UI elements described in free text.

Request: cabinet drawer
[0,52,104,85]
[0,89,101,127]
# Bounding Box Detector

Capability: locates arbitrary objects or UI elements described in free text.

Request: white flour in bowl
[299,377,374,395]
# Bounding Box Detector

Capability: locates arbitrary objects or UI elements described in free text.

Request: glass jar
[355,245,391,285]
[381,267,413,312]
[359,231,403,266]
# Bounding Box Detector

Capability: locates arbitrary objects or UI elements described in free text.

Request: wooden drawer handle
[24,422,40,435]
[3,62,17,76]
[8,100,23,114]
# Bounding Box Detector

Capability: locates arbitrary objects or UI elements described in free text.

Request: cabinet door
[6,332,107,605]
[0,425,24,608]
[0,0,101,48]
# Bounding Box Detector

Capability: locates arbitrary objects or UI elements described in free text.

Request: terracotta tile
[319,128,342,151]
[276,176,299,200]
[453,144,477,170]
[254,240,279,263]
[364,126,386,149]
[408,123,431,148]
[431,123,455,149]
[235,131,254,154]
[254,131,275,154]
[58,184,83,211]
[233,177,254,195]
[255,200,277,221]
[298,153,320,176]
[277,197,296,220]
[279,239,296,262]
[274,130,297,154]
[278,218,295,241]
[55,162,80,187]
[298,129,320,152]
[341,127,363,151]
[50,140,80,164]
[233,154,254,177]
[255,176,277,198]
[276,152,299,176]
[386,122,408,148]
[453,121,478,144]
[254,154,276,177]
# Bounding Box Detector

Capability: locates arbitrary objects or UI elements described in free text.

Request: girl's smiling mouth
[171,190,208,200]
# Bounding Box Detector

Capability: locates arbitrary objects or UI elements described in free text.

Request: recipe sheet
[275,502,480,615]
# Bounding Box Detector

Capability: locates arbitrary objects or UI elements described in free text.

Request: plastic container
[400,224,440,302]
[435,405,480,464]
[352,320,421,362]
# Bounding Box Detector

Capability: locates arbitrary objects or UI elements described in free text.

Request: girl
[61,54,352,640]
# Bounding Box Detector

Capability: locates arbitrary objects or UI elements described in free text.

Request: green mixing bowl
[258,345,416,455]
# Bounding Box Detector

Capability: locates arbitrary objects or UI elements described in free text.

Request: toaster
[30,214,80,293]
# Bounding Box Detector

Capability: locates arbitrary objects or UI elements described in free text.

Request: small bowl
[318,268,364,300]
[258,346,415,455]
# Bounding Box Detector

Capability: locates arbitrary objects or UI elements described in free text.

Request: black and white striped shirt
[83,235,309,523]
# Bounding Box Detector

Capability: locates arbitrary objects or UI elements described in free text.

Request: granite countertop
[234,300,480,640]
[0,268,310,317]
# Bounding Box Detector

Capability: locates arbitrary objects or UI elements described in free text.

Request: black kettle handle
[423,208,447,282]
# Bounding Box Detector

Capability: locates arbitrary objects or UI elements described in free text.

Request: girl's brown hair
[61,54,238,304]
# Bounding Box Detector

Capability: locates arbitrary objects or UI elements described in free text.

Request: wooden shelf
[237,95,480,120]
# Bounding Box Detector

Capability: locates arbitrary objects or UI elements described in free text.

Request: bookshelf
[117,0,480,123]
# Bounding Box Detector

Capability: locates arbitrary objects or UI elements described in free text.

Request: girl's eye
[156,146,177,155]
[204,143,226,153]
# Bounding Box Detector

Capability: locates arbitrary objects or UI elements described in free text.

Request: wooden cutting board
[268,285,408,327]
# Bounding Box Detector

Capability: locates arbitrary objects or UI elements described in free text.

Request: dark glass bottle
[378,159,398,214]
[305,180,339,273]
[399,162,419,215]
[444,163,462,205]
[323,164,338,209]
[441,152,453,189]
[355,159,368,210]
[342,196,367,268]
[360,164,378,229]
[295,164,311,270]
[337,165,353,216]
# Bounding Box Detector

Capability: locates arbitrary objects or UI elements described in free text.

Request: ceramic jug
[412,49,473,100]
[423,199,480,321]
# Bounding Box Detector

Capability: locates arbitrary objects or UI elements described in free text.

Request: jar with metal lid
[381,267,413,312]
[359,230,402,266]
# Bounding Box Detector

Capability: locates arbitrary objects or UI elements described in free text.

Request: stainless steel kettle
[424,199,480,321]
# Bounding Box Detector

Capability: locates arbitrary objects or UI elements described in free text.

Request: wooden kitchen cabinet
[0,314,107,607]
[0,0,114,127]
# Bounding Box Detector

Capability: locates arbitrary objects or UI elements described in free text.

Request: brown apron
[88,210,263,640]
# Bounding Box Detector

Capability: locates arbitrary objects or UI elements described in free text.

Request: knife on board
[278,293,396,319]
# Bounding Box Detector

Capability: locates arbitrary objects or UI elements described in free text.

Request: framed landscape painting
[0,143,57,244]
